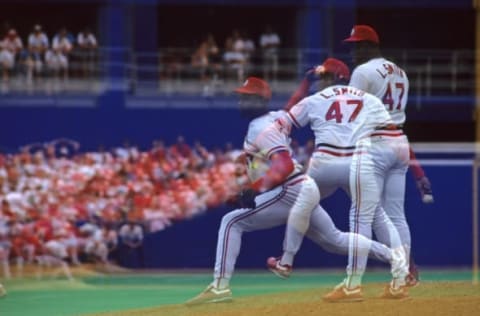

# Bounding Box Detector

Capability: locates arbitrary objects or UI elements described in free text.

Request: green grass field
[0,268,477,316]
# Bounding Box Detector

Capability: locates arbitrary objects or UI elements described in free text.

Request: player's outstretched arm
[409,146,434,204]
[284,67,319,111]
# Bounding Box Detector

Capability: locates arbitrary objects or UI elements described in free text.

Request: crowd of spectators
[0,136,248,277]
[0,23,98,93]
[0,136,313,277]
[0,22,283,95]
[164,26,281,96]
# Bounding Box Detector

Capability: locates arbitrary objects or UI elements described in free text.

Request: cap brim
[234,87,256,95]
[343,37,378,44]
[343,36,363,43]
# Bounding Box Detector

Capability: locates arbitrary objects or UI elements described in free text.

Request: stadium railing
[0,47,474,100]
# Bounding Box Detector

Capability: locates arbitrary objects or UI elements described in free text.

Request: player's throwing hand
[416,176,434,204]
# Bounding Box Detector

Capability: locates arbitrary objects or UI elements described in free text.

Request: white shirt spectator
[119,223,144,246]
[233,38,244,53]
[0,30,23,69]
[52,35,73,54]
[260,31,280,53]
[224,51,245,68]
[77,32,97,48]
[45,49,68,71]
[28,31,49,53]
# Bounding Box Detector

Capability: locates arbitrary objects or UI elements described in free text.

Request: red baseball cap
[234,77,272,100]
[317,58,351,81]
[343,25,380,44]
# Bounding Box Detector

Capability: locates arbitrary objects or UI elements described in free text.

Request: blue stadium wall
[138,164,472,269]
[0,95,316,152]
[0,93,476,269]
[0,94,473,152]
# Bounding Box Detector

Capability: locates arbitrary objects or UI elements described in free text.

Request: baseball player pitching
[273,58,409,301]
[344,24,430,286]
[185,77,408,306]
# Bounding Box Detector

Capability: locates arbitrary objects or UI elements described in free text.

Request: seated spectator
[191,33,222,96]
[76,27,97,78]
[0,29,23,89]
[191,40,209,80]
[259,25,280,82]
[118,221,144,267]
[241,31,256,74]
[205,33,222,77]
[223,37,245,83]
[49,28,73,82]
[119,222,143,247]
[36,239,74,281]
[172,135,192,159]
[52,28,73,55]
[27,24,49,85]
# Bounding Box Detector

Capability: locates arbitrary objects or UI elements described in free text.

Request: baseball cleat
[185,285,232,306]
[405,272,420,288]
[266,257,292,279]
[0,284,6,298]
[380,284,409,299]
[406,261,420,287]
[323,282,364,303]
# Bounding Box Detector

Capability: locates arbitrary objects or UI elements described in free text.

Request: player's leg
[382,167,410,256]
[0,282,6,298]
[384,172,413,283]
[213,186,292,286]
[305,206,392,264]
[187,185,293,305]
[0,247,11,279]
[372,205,404,250]
[277,176,320,270]
[345,146,380,289]
[274,175,394,271]
[323,141,385,302]
[307,154,351,200]
[267,155,349,277]
[375,140,418,286]
[372,137,411,296]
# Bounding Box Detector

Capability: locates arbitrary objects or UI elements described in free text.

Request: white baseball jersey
[287,85,393,149]
[349,57,409,126]
[243,111,303,184]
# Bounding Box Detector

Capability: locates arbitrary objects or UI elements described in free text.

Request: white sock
[213,277,229,289]
[281,252,295,266]
[345,274,363,289]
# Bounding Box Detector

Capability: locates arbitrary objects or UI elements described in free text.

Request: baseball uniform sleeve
[255,125,290,159]
[287,98,310,128]
[349,67,370,92]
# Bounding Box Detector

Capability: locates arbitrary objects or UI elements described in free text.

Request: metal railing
[0,47,475,99]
